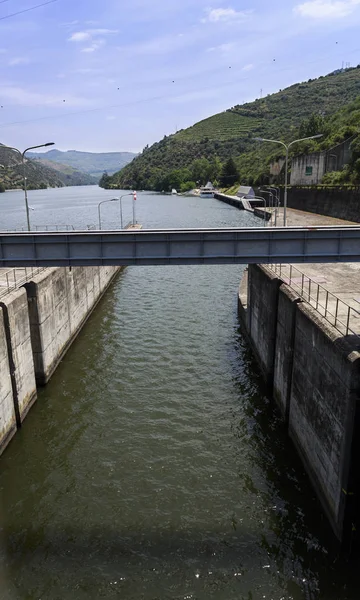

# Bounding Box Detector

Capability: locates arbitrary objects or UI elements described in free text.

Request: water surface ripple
[0,187,357,599]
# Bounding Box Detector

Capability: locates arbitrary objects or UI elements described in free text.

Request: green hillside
[30,157,98,186]
[105,66,360,191]
[28,149,138,179]
[0,145,65,191]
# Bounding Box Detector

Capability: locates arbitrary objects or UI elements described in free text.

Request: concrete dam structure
[238,264,360,544]
[0,265,121,456]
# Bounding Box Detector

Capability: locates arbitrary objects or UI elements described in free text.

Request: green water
[0,188,357,599]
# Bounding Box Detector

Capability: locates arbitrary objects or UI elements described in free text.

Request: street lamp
[98,198,118,230]
[266,186,281,226]
[252,196,267,226]
[254,134,323,226]
[259,189,275,226]
[112,193,134,229]
[2,142,55,231]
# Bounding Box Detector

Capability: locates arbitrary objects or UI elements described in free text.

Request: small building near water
[236,185,255,199]
[290,151,327,186]
[290,136,354,186]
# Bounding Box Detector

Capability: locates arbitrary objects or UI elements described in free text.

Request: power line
[1,46,359,128]
[0,0,58,22]
[0,0,13,5]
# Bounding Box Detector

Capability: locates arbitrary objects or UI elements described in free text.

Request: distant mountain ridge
[28,149,137,179]
[30,157,98,186]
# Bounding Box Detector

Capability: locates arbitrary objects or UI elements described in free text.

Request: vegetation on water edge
[101,67,360,192]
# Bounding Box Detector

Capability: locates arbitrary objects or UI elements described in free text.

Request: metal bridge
[1,226,360,267]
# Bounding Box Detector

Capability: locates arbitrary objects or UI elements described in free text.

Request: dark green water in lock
[0,187,358,599]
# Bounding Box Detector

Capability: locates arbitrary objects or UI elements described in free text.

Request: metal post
[284,146,289,227]
[120,197,123,229]
[301,273,304,296]
[316,285,320,310]
[335,298,339,327]
[325,291,329,318]
[347,307,351,335]
[132,191,136,226]
[98,203,102,230]
[254,136,323,227]
[22,156,31,232]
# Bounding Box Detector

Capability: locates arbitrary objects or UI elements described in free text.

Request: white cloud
[294,0,360,18]
[106,115,116,121]
[8,57,30,66]
[68,28,117,42]
[242,63,254,71]
[69,31,91,42]
[81,40,105,53]
[202,7,253,23]
[88,28,117,35]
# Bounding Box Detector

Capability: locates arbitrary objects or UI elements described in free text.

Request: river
[0,186,357,599]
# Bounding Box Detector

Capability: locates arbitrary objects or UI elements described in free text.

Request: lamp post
[3,142,55,231]
[266,186,280,226]
[254,134,323,226]
[253,196,267,226]
[98,198,118,230]
[112,193,134,229]
[259,189,274,226]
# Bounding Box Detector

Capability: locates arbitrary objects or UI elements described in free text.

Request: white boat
[171,189,178,195]
[200,181,214,198]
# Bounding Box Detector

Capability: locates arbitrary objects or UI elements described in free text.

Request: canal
[0,187,357,599]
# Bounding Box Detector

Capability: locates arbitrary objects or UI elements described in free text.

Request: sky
[0,0,360,153]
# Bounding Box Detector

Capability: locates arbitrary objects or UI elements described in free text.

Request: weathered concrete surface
[26,266,121,385]
[247,264,281,389]
[273,285,301,421]
[287,187,360,223]
[0,288,37,421]
[0,267,46,300]
[289,303,360,540]
[238,268,249,332]
[0,307,16,455]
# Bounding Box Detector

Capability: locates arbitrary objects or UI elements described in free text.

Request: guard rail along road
[1,225,360,267]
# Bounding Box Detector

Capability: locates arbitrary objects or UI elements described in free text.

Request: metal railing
[5,225,76,232]
[269,263,360,339]
[0,267,47,299]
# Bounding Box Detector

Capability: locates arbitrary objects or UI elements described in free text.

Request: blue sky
[1,0,360,153]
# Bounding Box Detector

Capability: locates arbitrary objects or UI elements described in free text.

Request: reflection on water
[0,188,358,599]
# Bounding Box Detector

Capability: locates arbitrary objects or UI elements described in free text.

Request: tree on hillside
[191,158,212,185]
[0,181,5,193]
[298,113,325,139]
[99,171,111,189]
[220,158,239,187]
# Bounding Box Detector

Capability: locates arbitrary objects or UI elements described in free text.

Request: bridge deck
[1,226,360,267]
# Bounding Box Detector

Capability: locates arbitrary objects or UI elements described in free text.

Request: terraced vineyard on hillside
[105,67,360,191]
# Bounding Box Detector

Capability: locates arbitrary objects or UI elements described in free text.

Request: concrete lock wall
[238,264,360,542]
[0,307,16,455]
[0,289,37,422]
[0,265,122,456]
[289,303,360,540]
[0,289,37,455]
[247,264,281,389]
[26,266,120,385]
[273,284,301,421]
[285,187,360,223]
